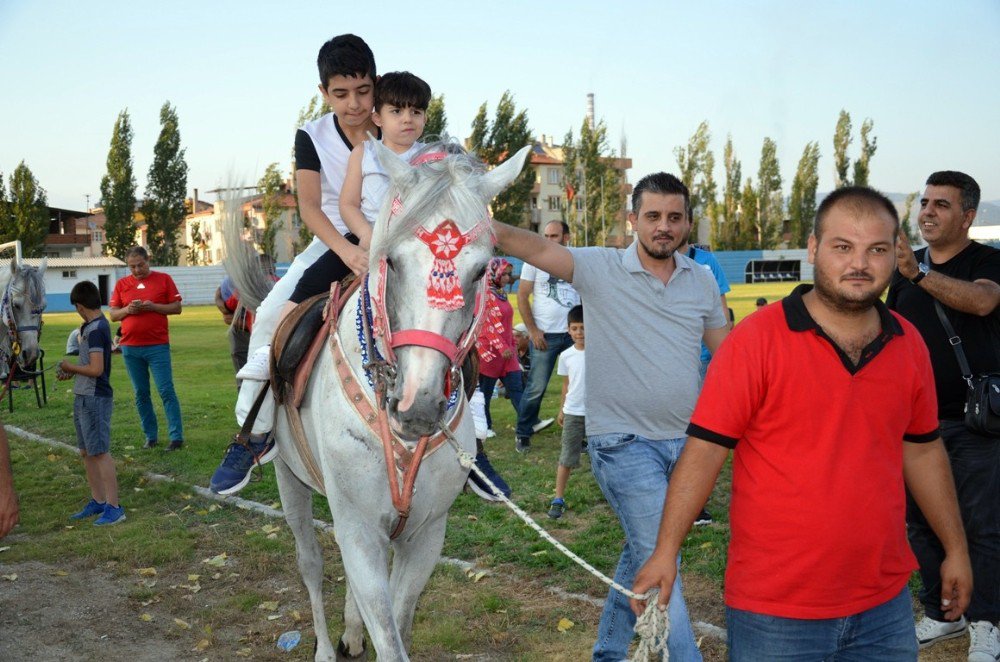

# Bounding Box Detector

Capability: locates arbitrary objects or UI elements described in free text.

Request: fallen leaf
[180,505,192,512]
[258,601,279,611]
[471,571,487,583]
[467,515,478,521]
[557,617,575,633]
[266,533,277,540]
[531,550,548,557]
[0,546,11,553]
[139,613,153,622]
[202,553,228,568]
[290,610,302,622]
[211,573,221,580]
[267,614,282,621]
[180,493,193,500]
[137,567,157,577]
[193,639,211,652]
[47,454,56,462]
[269,501,281,509]
[187,574,200,582]
[261,524,281,534]
[174,618,191,630]
[236,648,253,657]
[142,579,157,588]
[699,541,713,549]
[195,509,208,516]
[2,574,17,581]
[208,504,220,512]
[52,570,69,577]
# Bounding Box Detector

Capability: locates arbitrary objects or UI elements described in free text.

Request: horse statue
[0,257,47,381]
[227,141,530,661]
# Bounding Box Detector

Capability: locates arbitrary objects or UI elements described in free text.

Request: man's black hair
[926,170,980,213]
[631,172,690,218]
[374,72,431,112]
[70,280,102,310]
[814,186,899,238]
[317,34,376,88]
[567,304,583,325]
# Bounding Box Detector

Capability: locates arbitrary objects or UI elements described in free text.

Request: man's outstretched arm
[492,221,575,284]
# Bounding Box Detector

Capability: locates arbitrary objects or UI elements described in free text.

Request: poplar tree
[756,137,783,248]
[900,191,920,243]
[674,121,715,242]
[3,162,49,257]
[833,110,853,188]
[469,91,533,228]
[560,119,623,246]
[100,109,138,260]
[719,136,742,250]
[788,142,821,248]
[143,102,188,265]
[851,118,878,187]
[423,94,447,139]
[257,163,284,259]
[737,178,759,250]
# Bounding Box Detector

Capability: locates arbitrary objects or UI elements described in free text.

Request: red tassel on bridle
[416,219,482,311]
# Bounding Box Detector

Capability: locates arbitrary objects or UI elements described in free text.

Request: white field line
[6,424,725,641]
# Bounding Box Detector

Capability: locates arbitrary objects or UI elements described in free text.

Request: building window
[93,231,104,242]
[547,168,560,185]
[576,198,584,211]
[62,270,77,278]
[547,195,561,211]
[531,197,538,209]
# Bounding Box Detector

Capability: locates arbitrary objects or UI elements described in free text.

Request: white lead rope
[445,432,670,660]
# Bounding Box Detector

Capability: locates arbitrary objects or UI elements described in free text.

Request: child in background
[548,305,585,519]
[59,281,124,526]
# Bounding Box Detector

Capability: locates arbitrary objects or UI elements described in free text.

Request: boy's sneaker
[693,508,713,526]
[165,440,184,452]
[547,498,565,519]
[466,452,512,501]
[236,344,271,381]
[210,434,278,495]
[94,504,126,526]
[515,437,531,454]
[70,498,106,520]
[532,418,555,433]
[968,620,1000,662]
[485,429,496,439]
[916,615,968,649]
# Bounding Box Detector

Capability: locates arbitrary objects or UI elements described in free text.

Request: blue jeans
[726,587,916,661]
[588,433,701,662]
[121,344,183,442]
[478,371,523,431]
[515,332,573,438]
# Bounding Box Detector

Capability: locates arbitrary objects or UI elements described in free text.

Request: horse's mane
[370,141,493,259]
[220,188,276,312]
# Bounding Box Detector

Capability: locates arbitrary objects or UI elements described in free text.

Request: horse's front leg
[333,518,408,661]
[389,511,450,651]
[274,457,337,661]
[337,580,367,660]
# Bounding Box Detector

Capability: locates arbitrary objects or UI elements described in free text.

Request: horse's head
[2,259,47,369]
[368,140,530,437]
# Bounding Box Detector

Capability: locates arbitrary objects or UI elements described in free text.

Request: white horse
[262,142,530,661]
[0,258,47,376]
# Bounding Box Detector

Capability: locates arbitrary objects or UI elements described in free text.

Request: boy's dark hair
[70,280,102,310]
[926,170,980,212]
[374,72,431,112]
[317,34,376,88]
[814,186,899,238]
[567,304,583,325]
[631,172,690,218]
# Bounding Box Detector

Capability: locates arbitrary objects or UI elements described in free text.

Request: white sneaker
[485,429,496,438]
[236,344,271,381]
[532,418,555,433]
[969,620,1000,662]
[916,614,968,649]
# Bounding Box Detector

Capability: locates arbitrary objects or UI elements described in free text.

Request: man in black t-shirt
[887,170,1000,659]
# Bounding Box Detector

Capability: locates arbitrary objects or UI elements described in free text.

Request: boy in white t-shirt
[548,305,585,519]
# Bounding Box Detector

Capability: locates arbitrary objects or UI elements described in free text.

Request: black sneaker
[515,437,531,454]
[165,440,184,452]
[466,452,512,501]
[547,498,565,519]
[143,439,158,449]
[693,508,713,526]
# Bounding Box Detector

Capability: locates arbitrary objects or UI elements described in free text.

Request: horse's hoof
[335,636,368,661]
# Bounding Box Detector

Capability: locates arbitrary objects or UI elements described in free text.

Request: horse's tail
[221,187,275,312]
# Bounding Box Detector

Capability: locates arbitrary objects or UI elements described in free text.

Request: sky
[1,0,998,212]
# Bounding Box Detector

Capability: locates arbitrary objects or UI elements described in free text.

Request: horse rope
[441,427,671,661]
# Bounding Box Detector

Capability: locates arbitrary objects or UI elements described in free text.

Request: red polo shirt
[688,284,939,619]
[110,271,181,346]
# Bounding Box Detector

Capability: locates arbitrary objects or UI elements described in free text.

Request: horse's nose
[388,392,445,437]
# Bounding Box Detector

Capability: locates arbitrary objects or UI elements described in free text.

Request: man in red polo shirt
[109,246,184,450]
[632,187,971,660]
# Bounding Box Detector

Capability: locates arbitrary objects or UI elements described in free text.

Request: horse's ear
[39,257,47,273]
[479,145,532,202]
[371,137,418,194]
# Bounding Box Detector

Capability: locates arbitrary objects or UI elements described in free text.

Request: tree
[423,94,447,139]
[100,109,138,260]
[673,121,715,242]
[187,220,205,265]
[900,191,920,243]
[833,109,852,189]
[851,118,878,187]
[756,137,783,248]
[737,178,759,250]
[787,141,821,248]
[297,95,329,126]
[256,163,284,259]
[3,162,49,257]
[468,91,533,228]
[719,135,742,250]
[143,102,188,265]
[560,119,624,246]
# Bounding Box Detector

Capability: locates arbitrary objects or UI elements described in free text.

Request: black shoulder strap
[924,250,973,380]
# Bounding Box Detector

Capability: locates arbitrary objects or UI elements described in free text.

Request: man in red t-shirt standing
[110,246,184,450]
[632,188,972,660]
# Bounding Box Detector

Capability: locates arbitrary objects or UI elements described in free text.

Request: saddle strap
[236,383,271,443]
[283,404,327,494]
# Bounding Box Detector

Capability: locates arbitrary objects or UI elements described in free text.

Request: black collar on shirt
[333,115,381,151]
[782,283,903,374]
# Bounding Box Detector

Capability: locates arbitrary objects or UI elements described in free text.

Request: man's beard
[639,235,675,261]
[812,263,887,313]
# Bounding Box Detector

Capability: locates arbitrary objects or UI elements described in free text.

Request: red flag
[565,183,575,201]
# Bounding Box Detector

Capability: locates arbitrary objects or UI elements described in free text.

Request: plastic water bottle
[276,630,301,652]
